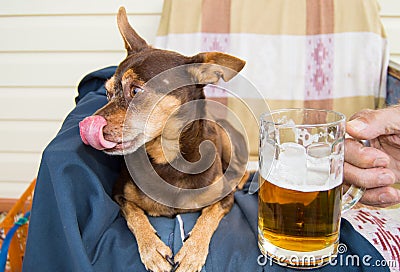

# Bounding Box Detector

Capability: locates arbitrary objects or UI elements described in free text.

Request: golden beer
[258,176,342,253]
[257,109,363,268]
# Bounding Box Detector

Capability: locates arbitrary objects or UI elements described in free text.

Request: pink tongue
[79,115,117,150]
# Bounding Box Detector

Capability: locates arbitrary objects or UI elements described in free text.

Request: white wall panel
[0,153,42,182]
[379,0,400,16]
[0,121,62,153]
[0,1,163,199]
[0,52,123,87]
[379,0,400,62]
[0,15,160,52]
[0,181,36,199]
[0,88,76,121]
[0,0,163,15]
[382,18,400,56]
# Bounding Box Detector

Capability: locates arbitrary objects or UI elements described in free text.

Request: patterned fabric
[343,207,400,272]
[155,0,389,158]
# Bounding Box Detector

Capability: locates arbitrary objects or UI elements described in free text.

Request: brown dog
[79,7,248,272]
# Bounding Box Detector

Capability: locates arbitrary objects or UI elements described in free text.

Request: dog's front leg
[121,201,174,272]
[174,197,233,272]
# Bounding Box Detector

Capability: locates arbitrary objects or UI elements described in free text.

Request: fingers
[344,162,395,189]
[344,107,400,208]
[345,138,390,168]
[344,136,400,208]
[347,106,400,140]
[359,186,400,208]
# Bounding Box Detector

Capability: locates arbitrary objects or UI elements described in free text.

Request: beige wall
[0,0,399,198]
[0,1,163,198]
[379,0,400,63]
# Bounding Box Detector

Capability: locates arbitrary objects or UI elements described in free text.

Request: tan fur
[122,69,139,84]
[145,136,180,165]
[121,201,174,271]
[187,65,224,84]
[141,95,182,141]
[105,76,116,99]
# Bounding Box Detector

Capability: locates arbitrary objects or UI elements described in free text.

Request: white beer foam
[262,142,342,192]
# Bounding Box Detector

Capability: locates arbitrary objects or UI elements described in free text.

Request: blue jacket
[23,67,389,272]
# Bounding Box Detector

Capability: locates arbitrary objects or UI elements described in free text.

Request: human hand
[345,106,400,207]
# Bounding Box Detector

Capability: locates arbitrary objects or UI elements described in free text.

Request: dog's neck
[145,97,208,166]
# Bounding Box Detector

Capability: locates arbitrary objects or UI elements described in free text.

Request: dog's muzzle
[79,115,117,150]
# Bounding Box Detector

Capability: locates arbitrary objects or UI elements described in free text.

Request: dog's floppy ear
[117,7,148,55]
[189,52,245,84]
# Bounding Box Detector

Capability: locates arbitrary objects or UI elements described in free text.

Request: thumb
[347,106,400,140]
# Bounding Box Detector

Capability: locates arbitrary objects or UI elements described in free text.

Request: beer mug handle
[342,185,365,213]
[341,138,369,213]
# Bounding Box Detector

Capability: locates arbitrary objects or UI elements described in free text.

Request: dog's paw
[136,233,173,272]
[173,235,209,272]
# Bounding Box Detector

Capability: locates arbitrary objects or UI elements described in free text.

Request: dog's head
[79,7,245,155]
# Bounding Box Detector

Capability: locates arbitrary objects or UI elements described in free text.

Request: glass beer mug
[258,108,364,268]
